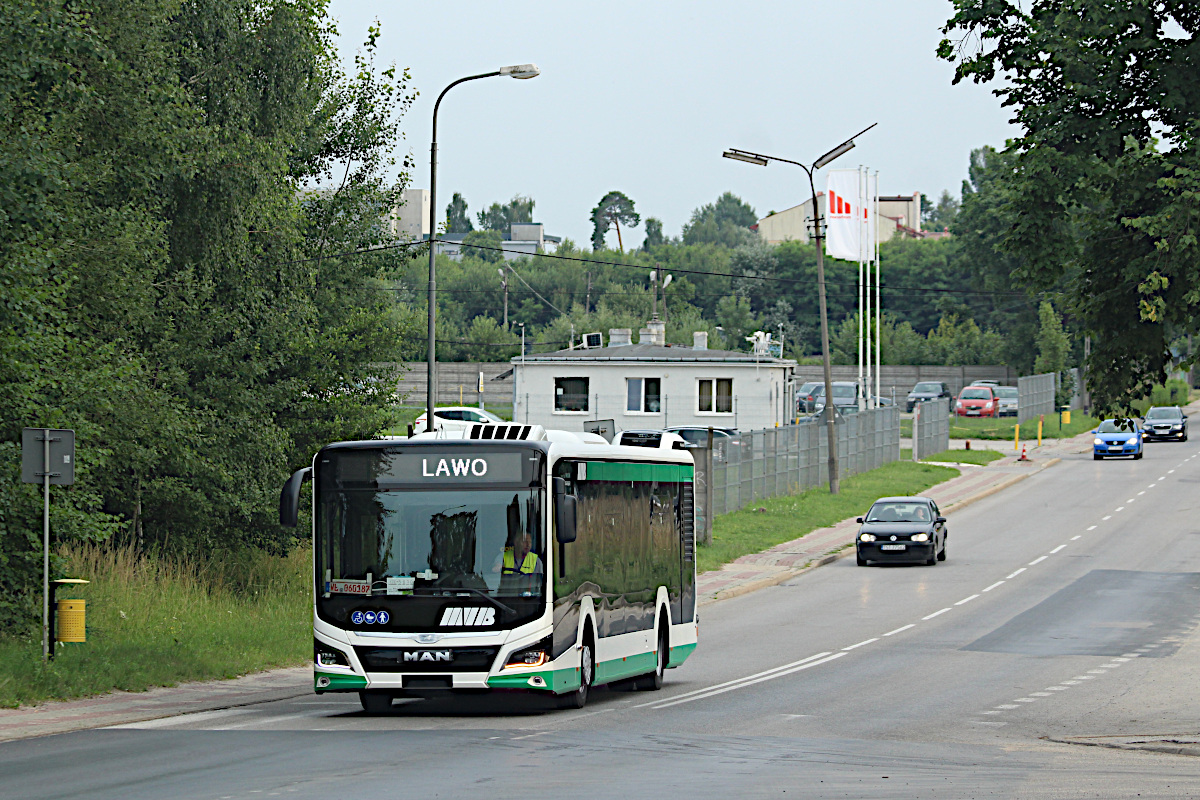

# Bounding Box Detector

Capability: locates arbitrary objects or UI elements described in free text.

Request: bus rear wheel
[359,690,392,714]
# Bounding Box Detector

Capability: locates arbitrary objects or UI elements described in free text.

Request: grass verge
[698,460,959,575]
[0,543,311,709]
[949,413,1099,440]
[919,448,1005,466]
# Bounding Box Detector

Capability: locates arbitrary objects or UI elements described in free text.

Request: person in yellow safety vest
[494,531,543,576]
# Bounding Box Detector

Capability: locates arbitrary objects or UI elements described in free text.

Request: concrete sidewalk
[0,430,1095,743]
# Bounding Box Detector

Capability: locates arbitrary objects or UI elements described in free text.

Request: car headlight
[859,533,876,542]
[1094,438,1103,445]
[1173,424,1182,430]
[910,532,929,542]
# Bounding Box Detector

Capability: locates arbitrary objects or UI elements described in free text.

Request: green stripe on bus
[315,671,368,692]
[594,650,658,684]
[667,642,697,669]
[583,461,694,483]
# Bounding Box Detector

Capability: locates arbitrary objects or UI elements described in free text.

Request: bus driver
[493,530,543,578]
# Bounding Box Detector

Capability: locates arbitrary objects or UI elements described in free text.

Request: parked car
[797,381,823,414]
[993,386,1019,417]
[812,381,862,414]
[1142,406,1188,442]
[663,426,741,448]
[855,496,947,567]
[955,386,999,417]
[1092,418,1143,460]
[905,381,953,413]
[967,380,1001,387]
[412,406,506,433]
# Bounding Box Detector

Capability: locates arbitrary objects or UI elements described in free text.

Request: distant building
[755,192,929,246]
[510,325,797,432]
[391,188,430,241]
[435,222,562,261]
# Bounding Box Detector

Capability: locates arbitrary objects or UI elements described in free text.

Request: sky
[327,0,1016,249]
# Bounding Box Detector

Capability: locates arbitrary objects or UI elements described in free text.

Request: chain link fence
[708,406,901,517]
[1018,373,1056,423]
[911,399,950,460]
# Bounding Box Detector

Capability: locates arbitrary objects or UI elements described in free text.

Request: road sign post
[21,428,75,662]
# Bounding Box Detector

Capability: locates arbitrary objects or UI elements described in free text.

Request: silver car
[993,386,1018,417]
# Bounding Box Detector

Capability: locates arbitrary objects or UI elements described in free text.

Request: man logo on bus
[439,607,496,626]
[422,458,488,478]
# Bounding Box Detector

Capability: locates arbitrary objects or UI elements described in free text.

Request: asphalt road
[8,439,1200,798]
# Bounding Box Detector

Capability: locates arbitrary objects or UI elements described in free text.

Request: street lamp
[426,64,540,432]
[722,123,876,494]
[497,267,508,330]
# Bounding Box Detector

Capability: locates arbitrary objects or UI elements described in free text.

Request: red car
[955,386,999,417]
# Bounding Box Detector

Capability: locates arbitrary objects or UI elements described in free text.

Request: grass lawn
[919,448,1005,466]
[0,544,311,709]
[948,413,1098,440]
[697,460,959,575]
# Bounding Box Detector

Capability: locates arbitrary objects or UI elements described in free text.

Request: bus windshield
[319,487,545,599]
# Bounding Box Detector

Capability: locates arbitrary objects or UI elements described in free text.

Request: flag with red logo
[825,169,875,261]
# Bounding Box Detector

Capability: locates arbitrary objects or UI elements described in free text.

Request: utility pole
[498,267,508,330]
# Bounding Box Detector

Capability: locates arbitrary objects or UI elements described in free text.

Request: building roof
[511,342,796,365]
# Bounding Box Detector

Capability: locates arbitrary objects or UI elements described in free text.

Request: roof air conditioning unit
[581,332,603,349]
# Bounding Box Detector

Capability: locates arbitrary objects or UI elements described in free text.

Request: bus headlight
[315,639,350,667]
[504,637,551,670]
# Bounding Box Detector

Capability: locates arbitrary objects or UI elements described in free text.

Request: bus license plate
[880,544,906,551]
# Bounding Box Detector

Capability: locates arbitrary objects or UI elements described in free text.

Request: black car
[1142,406,1188,441]
[855,496,947,566]
[796,381,823,414]
[905,381,953,413]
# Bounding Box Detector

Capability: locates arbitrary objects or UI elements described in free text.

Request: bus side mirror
[553,477,577,544]
[279,467,312,528]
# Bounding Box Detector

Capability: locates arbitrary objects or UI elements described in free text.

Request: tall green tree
[590,191,640,251]
[477,195,534,234]
[446,192,473,233]
[642,217,666,249]
[940,0,1200,411]
[682,192,758,247]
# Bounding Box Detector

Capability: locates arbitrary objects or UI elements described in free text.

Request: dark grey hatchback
[855,496,947,566]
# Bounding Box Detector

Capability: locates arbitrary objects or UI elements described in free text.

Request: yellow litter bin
[56,599,86,643]
[1062,409,1071,425]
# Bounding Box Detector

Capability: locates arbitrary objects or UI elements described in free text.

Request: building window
[555,377,589,412]
[698,378,733,414]
[626,378,661,413]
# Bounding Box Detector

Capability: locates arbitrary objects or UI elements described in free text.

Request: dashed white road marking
[1029,555,1048,565]
[1087,669,1108,674]
[1006,568,1026,579]
[1071,535,1082,540]
[1050,544,1067,553]
[922,608,952,620]
[1086,525,1097,530]
[636,652,835,708]
[1045,686,1068,691]
[1102,515,1112,520]
[1137,491,1145,495]
[647,652,847,709]
[982,581,1005,592]
[995,704,1019,710]
[1168,469,1176,473]
[842,638,878,651]
[884,624,915,636]
[1115,506,1125,512]
[955,594,980,606]
[1157,476,1165,480]
[1074,675,1096,680]
[1030,692,1052,697]
[1015,697,1037,703]
[1149,483,1157,487]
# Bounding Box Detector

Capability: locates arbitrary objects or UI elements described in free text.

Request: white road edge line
[1006,568,1026,579]
[649,652,848,709]
[1050,545,1067,553]
[955,594,980,606]
[1029,556,1048,565]
[842,638,879,651]
[922,608,952,620]
[633,652,834,708]
[982,581,1005,593]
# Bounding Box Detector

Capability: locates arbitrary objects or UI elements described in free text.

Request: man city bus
[279,423,699,712]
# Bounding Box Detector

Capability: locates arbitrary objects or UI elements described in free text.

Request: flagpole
[863,167,872,409]
[857,167,865,411]
[874,170,881,407]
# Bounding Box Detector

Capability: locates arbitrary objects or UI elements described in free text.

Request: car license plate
[1109,445,1123,450]
[880,544,906,551]
[966,410,980,416]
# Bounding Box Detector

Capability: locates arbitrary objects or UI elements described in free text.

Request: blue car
[1093,418,1143,460]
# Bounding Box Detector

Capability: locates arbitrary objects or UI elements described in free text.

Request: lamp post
[426,64,539,432]
[497,267,508,330]
[723,123,876,494]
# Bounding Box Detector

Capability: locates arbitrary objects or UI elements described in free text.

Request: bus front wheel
[359,690,392,714]
[559,632,594,709]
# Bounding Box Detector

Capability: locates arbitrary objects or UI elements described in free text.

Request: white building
[391,188,430,241]
[511,326,797,433]
[435,222,562,261]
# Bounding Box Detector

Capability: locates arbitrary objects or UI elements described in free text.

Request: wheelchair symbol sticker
[351,611,364,625]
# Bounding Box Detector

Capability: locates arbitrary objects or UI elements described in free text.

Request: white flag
[825,169,876,261]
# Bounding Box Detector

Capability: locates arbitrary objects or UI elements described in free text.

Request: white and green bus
[279,424,698,712]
